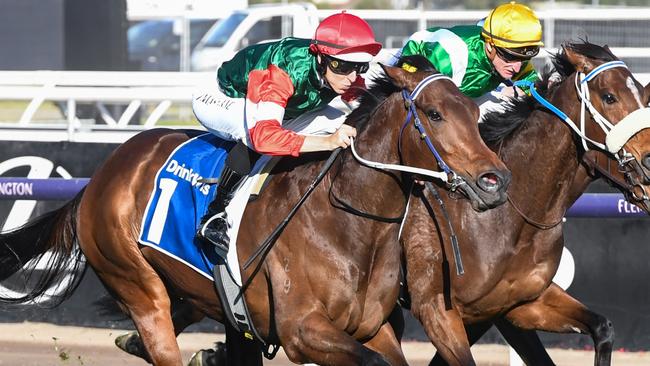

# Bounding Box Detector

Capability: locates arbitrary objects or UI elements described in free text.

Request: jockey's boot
[197,165,246,259]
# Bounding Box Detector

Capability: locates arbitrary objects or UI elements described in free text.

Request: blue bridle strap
[513,79,571,122]
[398,73,454,176]
[582,60,626,83]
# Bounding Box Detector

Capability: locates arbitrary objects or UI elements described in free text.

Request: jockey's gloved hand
[500,85,525,99]
[327,124,357,149]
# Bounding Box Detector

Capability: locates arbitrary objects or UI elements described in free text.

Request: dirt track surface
[0,322,648,365]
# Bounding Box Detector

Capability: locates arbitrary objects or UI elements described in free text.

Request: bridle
[350,73,467,191]
[515,60,650,203]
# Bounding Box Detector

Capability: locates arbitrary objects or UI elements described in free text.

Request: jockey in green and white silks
[397,25,538,98]
[192,11,381,260]
[391,2,544,121]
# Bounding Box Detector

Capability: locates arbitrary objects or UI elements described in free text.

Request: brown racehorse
[398,42,650,366]
[0,61,510,366]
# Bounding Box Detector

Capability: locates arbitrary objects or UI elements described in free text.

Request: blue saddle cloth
[138,132,234,280]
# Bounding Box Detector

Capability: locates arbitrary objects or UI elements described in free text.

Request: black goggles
[322,54,369,75]
[495,46,539,63]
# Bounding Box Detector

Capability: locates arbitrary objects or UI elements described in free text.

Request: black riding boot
[198,164,246,259]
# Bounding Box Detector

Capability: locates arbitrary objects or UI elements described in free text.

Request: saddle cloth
[138,97,351,286]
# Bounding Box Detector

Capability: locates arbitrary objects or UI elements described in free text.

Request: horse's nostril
[478,172,500,193]
[643,153,650,170]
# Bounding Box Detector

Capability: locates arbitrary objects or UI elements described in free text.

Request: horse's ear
[644,82,650,106]
[380,64,417,90]
[562,44,598,74]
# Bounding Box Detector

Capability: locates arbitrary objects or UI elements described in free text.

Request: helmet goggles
[495,45,539,62]
[322,54,369,75]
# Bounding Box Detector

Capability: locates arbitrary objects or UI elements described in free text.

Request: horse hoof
[187,342,226,366]
[115,331,151,362]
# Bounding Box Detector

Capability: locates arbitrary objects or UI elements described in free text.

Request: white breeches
[192,79,247,141]
[192,79,351,144]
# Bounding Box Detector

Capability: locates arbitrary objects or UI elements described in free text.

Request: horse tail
[0,190,86,305]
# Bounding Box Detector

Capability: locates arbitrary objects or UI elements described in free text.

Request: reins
[424,181,464,277]
[239,147,343,294]
[506,194,564,230]
[496,140,565,230]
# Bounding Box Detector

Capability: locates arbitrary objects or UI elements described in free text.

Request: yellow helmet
[482,2,543,58]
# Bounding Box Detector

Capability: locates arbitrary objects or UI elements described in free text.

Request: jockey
[393,1,543,118]
[192,11,381,259]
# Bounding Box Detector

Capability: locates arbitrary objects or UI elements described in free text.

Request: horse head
[554,42,650,212]
[377,58,510,211]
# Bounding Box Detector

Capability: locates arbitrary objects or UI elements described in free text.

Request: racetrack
[1,322,648,365]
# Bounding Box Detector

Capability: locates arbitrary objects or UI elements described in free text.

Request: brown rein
[495,141,565,230]
[506,194,564,230]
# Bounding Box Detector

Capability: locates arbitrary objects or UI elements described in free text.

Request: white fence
[0,71,210,142]
[0,67,648,143]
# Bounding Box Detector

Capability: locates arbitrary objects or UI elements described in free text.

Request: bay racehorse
[0,60,510,366]
[398,42,650,366]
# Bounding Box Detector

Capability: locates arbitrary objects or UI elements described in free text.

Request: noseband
[515,61,650,201]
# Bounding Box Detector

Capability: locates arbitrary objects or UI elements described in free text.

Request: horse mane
[480,40,617,145]
[346,55,439,133]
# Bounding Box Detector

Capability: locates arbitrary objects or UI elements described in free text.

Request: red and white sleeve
[245,65,305,156]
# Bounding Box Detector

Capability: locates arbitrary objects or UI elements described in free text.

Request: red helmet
[311,11,382,63]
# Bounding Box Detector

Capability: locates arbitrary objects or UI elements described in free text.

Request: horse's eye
[427,109,442,122]
[602,93,617,104]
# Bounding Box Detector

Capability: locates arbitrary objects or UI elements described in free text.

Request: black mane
[479,41,616,145]
[347,55,439,133]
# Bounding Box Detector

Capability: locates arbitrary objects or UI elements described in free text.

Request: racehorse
[398,42,650,366]
[0,61,510,366]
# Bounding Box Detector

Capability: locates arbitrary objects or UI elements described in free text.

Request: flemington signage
[0,180,33,196]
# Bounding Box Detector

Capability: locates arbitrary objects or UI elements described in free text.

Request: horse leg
[427,321,492,366]
[116,299,205,362]
[280,312,391,366]
[503,283,613,366]
[411,295,475,366]
[100,271,181,365]
[494,317,555,365]
[364,320,409,366]
[85,236,182,365]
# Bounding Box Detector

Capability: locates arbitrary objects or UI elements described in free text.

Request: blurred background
[0,0,648,359]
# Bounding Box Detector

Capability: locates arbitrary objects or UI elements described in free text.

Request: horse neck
[330,94,409,219]
[502,78,594,218]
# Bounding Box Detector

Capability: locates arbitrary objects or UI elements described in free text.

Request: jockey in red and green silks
[392,2,543,119]
[192,11,382,260]
[213,38,341,156]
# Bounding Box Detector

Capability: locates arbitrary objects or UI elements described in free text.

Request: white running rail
[0,71,211,142]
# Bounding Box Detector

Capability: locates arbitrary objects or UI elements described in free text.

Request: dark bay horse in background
[0,61,510,366]
[398,42,650,366]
